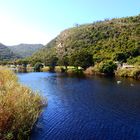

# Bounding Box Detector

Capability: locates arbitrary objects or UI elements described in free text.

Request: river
[18,72,140,140]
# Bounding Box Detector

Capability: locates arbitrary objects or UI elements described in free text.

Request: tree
[58,55,69,70]
[99,60,117,74]
[113,52,127,62]
[69,49,93,69]
[45,56,58,71]
[34,62,43,72]
[50,56,58,67]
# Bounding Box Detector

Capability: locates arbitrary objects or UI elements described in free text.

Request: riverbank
[41,65,140,80]
[3,63,140,80]
[0,67,43,139]
[115,67,140,80]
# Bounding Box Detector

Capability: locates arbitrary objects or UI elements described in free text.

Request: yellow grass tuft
[0,67,43,139]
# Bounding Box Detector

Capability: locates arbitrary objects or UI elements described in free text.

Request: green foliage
[69,49,93,69]
[15,59,29,66]
[127,56,140,65]
[29,47,57,66]
[48,56,58,67]
[99,61,117,74]
[113,52,127,62]
[34,62,43,72]
[57,56,69,69]
[28,14,140,68]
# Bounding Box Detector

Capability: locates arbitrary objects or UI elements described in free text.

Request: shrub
[99,61,117,74]
[34,62,43,72]
[55,66,65,73]
[115,67,140,80]
[41,66,50,72]
[127,56,140,65]
[0,67,43,139]
[131,69,140,79]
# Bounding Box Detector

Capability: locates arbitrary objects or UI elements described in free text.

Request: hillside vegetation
[29,14,140,67]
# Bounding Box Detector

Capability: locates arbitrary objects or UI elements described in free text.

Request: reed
[0,67,43,139]
[115,67,140,80]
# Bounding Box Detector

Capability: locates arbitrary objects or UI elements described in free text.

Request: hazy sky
[0,0,139,45]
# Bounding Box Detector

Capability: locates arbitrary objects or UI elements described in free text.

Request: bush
[55,66,65,73]
[127,56,140,65]
[115,67,140,80]
[34,62,43,72]
[41,66,50,72]
[131,69,140,79]
[0,67,43,139]
[99,61,117,74]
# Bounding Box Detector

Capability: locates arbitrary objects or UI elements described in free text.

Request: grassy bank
[115,67,140,80]
[41,65,140,80]
[0,67,43,139]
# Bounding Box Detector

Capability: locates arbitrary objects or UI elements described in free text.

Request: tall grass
[115,67,140,80]
[0,67,43,139]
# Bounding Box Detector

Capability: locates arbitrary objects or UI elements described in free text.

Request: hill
[0,43,18,60]
[8,44,44,58]
[30,14,140,66]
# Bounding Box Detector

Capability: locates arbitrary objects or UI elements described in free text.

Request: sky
[0,0,139,45]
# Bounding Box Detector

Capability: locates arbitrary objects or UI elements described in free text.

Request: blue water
[18,72,140,140]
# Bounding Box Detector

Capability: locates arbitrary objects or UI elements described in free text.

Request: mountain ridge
[0,43,18,60]
[30,14,140,66]
[0,43,44,60]
[7,43,44,58]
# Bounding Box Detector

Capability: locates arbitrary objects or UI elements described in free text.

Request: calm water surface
[18,72,140,140]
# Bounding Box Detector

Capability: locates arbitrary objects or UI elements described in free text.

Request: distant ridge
[0,43,18,60]
[0,43,44,60]
[7,43,44,58]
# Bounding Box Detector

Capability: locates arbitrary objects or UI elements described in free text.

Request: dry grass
[115,67,140,80]
[41,66,50,72]
[0,67,43,139]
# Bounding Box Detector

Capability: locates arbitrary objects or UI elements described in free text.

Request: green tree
[69,49,93,69]
[99,60,117,74]
[58,55,69,70]
[34,62,43,72]
[113,52,127,62]
[45,56,58,71]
